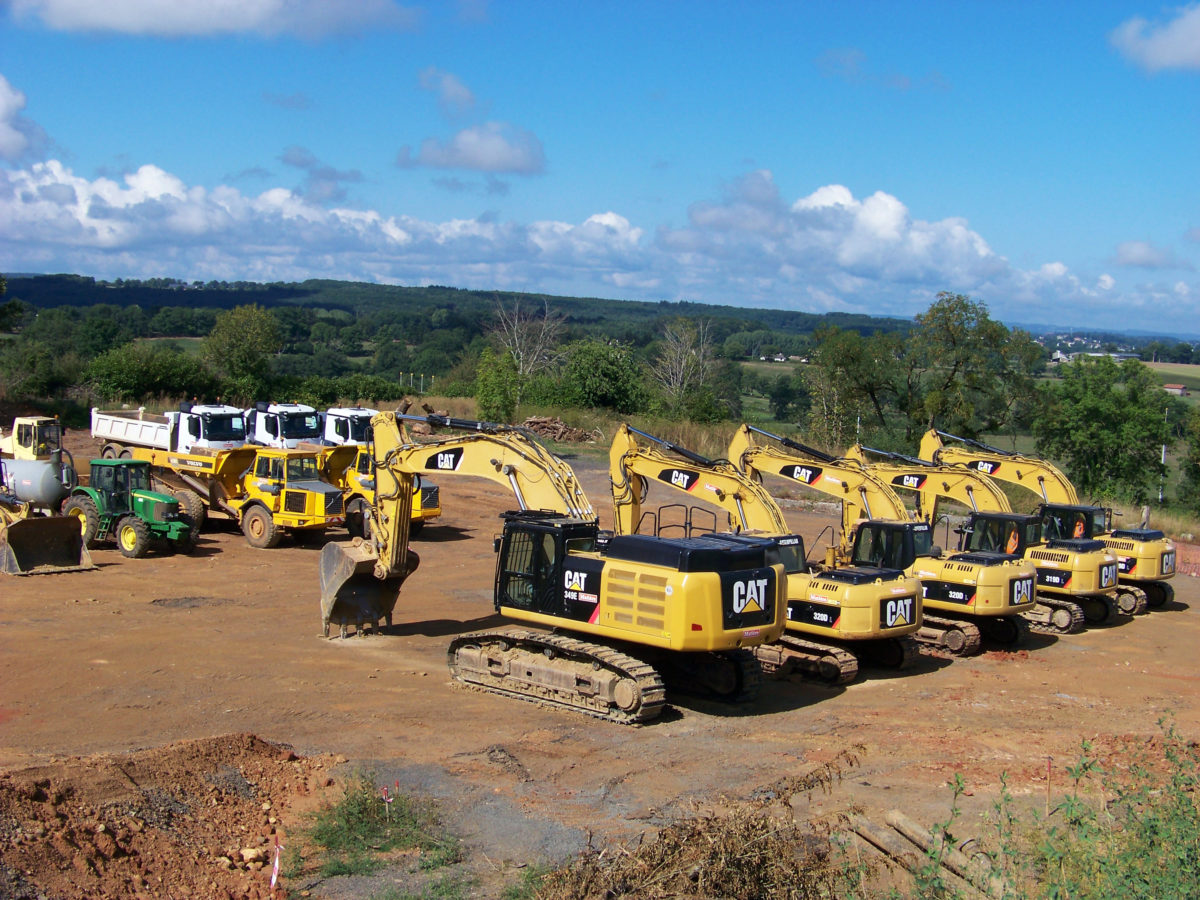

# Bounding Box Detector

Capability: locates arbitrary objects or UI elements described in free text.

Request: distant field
[137,336,204,356]
[1146,361,1200,392]
[739,359,798,379]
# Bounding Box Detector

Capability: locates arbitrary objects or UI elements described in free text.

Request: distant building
[1164,384,1189,397]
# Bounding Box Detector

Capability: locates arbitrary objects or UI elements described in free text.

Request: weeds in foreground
[301,770,461,879]
[913,720,1200,900]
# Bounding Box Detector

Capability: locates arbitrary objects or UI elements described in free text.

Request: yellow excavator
[921,429,1172,610]
[610,423,921,682]
[319,412,787,724]
[842,443,1063,641]
[726,425,1039,649]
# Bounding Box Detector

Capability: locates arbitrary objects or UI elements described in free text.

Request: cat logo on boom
[896,474,926,490]
[971,461,999,475]
[782,465,821,485]
[424,447,465,471]
[658,468,699,491]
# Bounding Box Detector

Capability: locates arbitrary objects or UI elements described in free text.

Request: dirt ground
[3,433,1199,899]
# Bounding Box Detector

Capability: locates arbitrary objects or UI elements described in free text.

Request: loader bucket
[0,516,95,575]
[319,539,420,637]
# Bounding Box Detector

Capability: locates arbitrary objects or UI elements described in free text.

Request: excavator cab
[495,512,597,616]
[957,513,1039,556]
[1038,504,1108,541]
[850,521,936,572]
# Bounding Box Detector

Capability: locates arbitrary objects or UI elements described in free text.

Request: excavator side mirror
[493,536,502,554]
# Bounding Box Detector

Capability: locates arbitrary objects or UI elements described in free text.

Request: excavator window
[498,529,561,615]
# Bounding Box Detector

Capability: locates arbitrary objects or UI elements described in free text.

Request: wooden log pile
[519,416,601,443]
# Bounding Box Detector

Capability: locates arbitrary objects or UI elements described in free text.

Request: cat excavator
[318,412,787,724]
[726,426,1039,649]
[610,424,921,683]
[921,429,1172,610]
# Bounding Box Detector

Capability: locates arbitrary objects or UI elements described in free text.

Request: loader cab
[850,521,937,571]
[1038,504,1109,541]
[12,417,63,460]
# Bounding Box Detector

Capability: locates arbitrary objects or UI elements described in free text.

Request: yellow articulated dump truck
[128,445,345,548]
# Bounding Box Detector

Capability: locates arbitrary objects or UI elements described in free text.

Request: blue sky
[0,1,1197,332]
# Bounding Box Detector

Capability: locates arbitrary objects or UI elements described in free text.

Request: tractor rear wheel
[116,516,150,558]
[241,506,280,549]
[63,495,100,548]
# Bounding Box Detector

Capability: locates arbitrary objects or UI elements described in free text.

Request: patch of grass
[499,864,551,899]
[303,770,461,878]
[372,872,476,900]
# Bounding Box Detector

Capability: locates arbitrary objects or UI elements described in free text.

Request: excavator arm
[393,413,595,520]
[728,424,910,556]
[919,429,1079,504]
[609,423,788,536]
[320,411,596,636]
[845,443,1014,519]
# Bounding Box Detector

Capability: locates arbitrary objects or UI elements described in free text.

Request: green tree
[808,293,1043,447]
[560,340,646,413]
[0,274,26,332]
[202,304,282,383]
[1178,407,1200,514]
[1033,356,1169,502]
[86,343,218,402]
[474,347,519,422]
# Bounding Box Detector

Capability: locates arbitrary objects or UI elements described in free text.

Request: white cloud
[8,0,420,38]
[1111,4,1200,71]
[418,67,477,118]
[2,159,1197,331]
[396,122,546,174]
[0,74,30,161]
[1113,240,1180,268]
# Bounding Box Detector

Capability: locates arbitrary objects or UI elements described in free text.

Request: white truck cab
[91,402,246,456]
[245,402,322,449]
[322,406,377,446]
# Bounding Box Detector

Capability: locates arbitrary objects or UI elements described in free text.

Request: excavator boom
[919,429,1079,504]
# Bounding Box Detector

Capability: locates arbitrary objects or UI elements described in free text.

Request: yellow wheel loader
[0,470,94,575]
[921,429,1172,612]
[610,423,922,683]
[317,412,787,724]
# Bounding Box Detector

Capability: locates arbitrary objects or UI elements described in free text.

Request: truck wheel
[173,489,207,531]
[116,516,151,558]
[63,495,100,548]
[345,497,367,538]
[242,506,280,549]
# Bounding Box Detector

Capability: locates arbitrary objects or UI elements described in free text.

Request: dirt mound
[0,733,336,900]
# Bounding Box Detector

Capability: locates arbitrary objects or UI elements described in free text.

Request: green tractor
[63,459,196,558]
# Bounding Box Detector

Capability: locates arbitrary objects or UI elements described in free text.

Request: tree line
[2,273,1199,512]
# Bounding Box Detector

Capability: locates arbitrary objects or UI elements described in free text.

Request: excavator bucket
[319,539,419,638]
[0,513,95,575]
